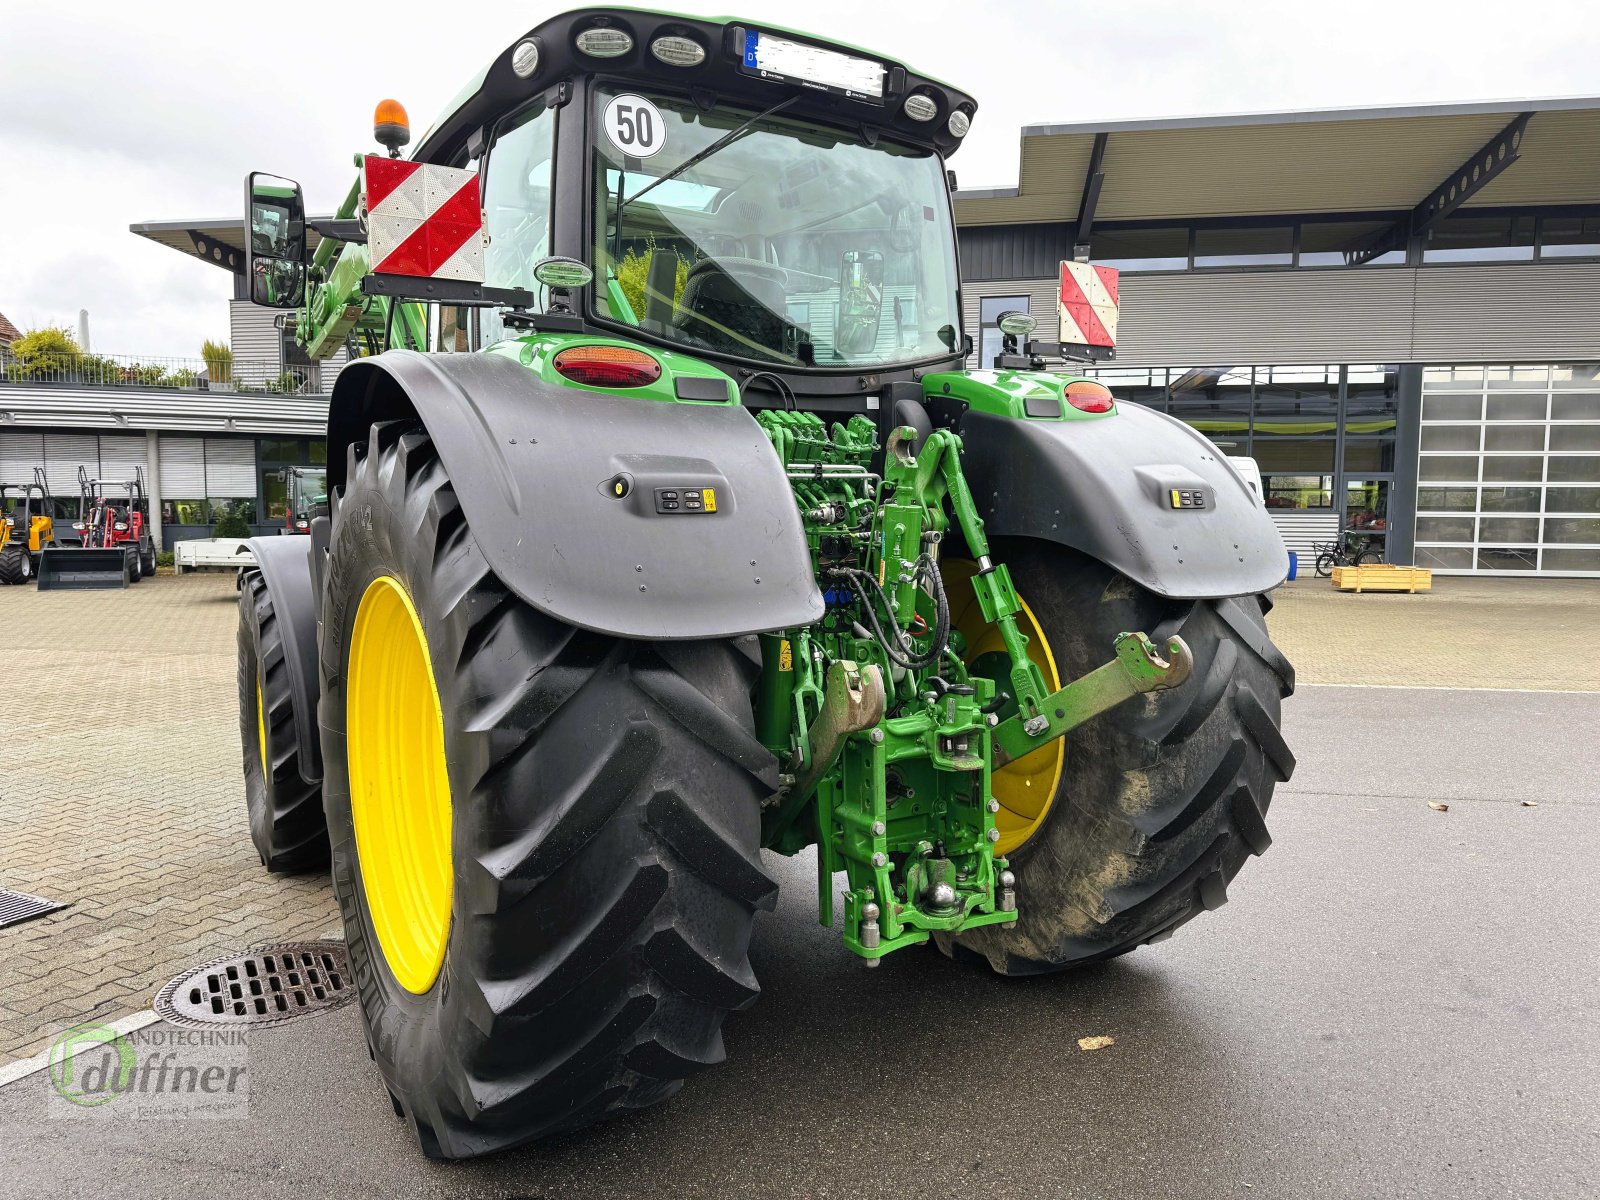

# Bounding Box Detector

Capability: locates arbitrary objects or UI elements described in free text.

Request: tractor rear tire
[238,571,329,872]
[141,543,156,578]
[0,546,25,584]
[321,421,778,1160]
[942,541,1295,974]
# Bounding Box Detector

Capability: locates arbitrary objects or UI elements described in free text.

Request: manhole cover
[0,888,67,929]
[154,941,354,1028]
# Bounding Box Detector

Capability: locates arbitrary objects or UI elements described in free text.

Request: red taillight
[1064,380,1114,413]
[553,345,662,389]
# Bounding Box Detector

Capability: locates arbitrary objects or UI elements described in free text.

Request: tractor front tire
[944,541,1295,974]
[321,421,778,1159]
[0,546,26,584]
[238,571,329,872]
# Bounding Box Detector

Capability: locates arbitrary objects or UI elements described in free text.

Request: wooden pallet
[1330,564,1433,593]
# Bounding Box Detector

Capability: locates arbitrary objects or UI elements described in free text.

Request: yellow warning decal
[703,487,717,513]
[1170,489,1182,508]
[778,639,793,672]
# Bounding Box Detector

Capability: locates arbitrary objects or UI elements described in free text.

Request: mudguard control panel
[654,486,719,514]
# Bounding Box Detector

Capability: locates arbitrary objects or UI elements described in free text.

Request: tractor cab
[248,10,991,409]
[279,466,328,534]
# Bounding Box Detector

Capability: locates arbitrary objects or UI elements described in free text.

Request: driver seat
[674,257,788,354]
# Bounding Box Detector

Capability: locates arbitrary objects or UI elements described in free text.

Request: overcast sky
[1,0,1595,360]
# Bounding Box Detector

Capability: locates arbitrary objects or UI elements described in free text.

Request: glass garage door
[1415,364,1600,575]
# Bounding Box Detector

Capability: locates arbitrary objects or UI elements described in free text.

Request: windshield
[592,86,961,369]
[290,469,327,507]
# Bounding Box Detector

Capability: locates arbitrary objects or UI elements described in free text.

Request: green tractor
[237,7,1294,1160]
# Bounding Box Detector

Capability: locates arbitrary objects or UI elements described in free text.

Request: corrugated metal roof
[956,97,1600,226]
[130,218,331,270]
[0,384,328,435]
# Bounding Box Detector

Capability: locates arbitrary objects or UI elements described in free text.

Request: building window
[1539,214,1600,259]
[1263,474,1332,509]
[1090,226,1188,272]
[977,295,1029,368]
[1422,214,1536,264]
[1193,225,1292,269]
[1297,221,1401,267]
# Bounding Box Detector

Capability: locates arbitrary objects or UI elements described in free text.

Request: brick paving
[1,568,1597,1068]
[1267,574,1600,690]
[0,574,335,1067]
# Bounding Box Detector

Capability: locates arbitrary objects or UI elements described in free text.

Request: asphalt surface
[3,684,1597,1198]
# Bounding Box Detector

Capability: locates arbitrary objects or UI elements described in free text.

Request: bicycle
[1313,531,1384,577]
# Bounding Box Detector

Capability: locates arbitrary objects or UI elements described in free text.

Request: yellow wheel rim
[346,575,453,995]
[943,560,1065,857]
[256,675,269,776]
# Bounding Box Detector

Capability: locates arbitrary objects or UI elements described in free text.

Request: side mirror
[837,249,886,355]
[245,172,307,309]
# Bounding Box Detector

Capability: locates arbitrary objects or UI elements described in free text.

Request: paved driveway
[1,684,1596,1198]
[2,571,1599,1196]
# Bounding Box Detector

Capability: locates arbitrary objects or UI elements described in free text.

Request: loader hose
[834,552,950,672]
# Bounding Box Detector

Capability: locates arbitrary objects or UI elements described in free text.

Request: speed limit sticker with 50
[602,94,665,159]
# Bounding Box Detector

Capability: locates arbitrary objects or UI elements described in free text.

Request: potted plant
[202,339,233,390]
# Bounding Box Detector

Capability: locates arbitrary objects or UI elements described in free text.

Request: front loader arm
[298,164,426,360]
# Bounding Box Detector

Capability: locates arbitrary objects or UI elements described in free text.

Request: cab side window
[481,102,555,346]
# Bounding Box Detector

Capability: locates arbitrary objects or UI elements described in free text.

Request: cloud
[1,0,1594,358]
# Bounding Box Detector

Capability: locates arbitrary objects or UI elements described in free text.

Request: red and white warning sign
[1058,260,1120,348]
[364,155,485,282]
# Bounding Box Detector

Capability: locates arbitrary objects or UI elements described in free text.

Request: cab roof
[412,7,976,166]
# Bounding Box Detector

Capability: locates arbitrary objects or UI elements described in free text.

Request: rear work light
[553,345,662,389]
[1063,380,1114,413]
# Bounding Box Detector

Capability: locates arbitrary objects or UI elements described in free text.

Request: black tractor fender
[243,535,322,783]
[327,351,824,640]
[957,403,1289,599]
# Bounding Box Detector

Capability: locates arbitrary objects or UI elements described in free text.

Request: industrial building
[2,95,1596,572]
[956,96,1600,575]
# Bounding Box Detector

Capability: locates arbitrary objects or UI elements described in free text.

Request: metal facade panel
[1111,270,1418,366]
[1410,262,1600,362]
[0,384,328,436]
[0,431,44,486]
[202,438,257,495]
[229,299,283,389]
[957,223,1073,281]
[1269,512,1341,560]
[96,435,148,481]
[43,434,100,490]
[962,262,1600,367]
[157,437,206,495]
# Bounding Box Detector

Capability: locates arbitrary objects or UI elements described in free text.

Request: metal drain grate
[154,940,354,1028]
[0,888,67,929]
